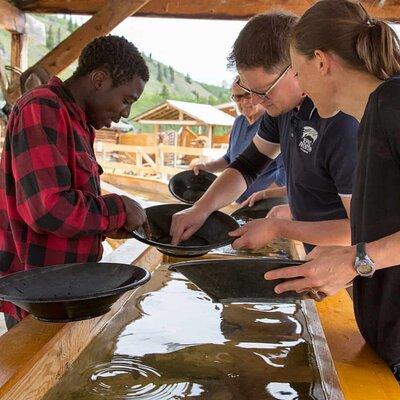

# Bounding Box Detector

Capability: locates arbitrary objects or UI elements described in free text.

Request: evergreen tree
[157,63,163,82]
[46,26,55,50]
[169,66,175,83]
[192,90,199,102]
[67,17,74,33]
[163,66,169,80]
[185,73,192,84]
[160,84,169,99]
[56,28,62,44]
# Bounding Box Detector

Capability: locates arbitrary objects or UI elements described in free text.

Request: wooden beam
[12,0,400,20]
[7,0,153,103]
[0,0,26,33]
[30,0,153,78]
[10,33,27,82]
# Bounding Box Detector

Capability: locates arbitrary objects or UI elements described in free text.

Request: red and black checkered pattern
[0,77,126,320]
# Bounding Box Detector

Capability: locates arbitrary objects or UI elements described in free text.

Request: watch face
[356,260,374,276]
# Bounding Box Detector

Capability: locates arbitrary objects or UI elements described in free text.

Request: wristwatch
[354,242,375,278]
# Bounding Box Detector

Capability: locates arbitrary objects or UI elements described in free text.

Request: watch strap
[356,242,367,259]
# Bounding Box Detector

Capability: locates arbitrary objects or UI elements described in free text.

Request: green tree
[192,90,199,102]
[163,66,169,80]
[67,17,74,33]
[157,63,163,82]
[160,84,169,99]
[56,27,62,44]
[46,26,55,50]
[169,66,175,83]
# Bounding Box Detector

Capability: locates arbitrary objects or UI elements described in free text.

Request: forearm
[366,231,400,270]
[195,168,247,213]
[276,218,351,246]
[17,191,126,238]
[262,185,287,198]
[205,157,228,173]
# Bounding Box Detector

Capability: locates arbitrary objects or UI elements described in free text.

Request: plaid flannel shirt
[0,77,127,320]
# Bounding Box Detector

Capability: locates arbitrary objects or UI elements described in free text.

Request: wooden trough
[0,235,399,399]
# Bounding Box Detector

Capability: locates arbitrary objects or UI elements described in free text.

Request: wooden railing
[95,141,225,180]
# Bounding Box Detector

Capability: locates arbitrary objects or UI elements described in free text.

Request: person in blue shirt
[190,80,286,203]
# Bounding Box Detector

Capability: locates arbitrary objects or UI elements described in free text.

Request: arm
[189,157,228,174]
[171,140,279,244]
[241,185,287,207]
[13,100,126,238]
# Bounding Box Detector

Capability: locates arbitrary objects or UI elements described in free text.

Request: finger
[272,277,312,294]
[241,198,250,207]
[249,196,256,207]
[264,264,307,280]
[228,226,246,237]
[143,220,151,239]
[231,236,248,250]
[179,224,201,243]
[193,166,199,175]
[305,245,325,261]
[170,221,185,245]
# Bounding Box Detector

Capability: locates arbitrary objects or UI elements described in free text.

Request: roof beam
[7,0,153,103]
[0,0,26,33]
[11,0,400,20]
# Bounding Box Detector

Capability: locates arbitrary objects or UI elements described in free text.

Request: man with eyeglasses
[170,12,358,262]
[189,79,286,203]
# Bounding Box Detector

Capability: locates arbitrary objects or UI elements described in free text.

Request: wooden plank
[317,290,400,399]
[0,0,26,33]
[12,0,400,20]
[0,244,163,400]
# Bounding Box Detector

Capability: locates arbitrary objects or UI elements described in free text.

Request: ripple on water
[86,355,203,399]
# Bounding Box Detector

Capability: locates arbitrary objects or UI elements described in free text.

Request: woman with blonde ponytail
[263,0,400,379]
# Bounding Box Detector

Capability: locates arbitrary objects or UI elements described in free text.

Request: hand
[240,189,267,207]
[120,196,150,238]
[264,245,357,297]
[170,205,210,245]
[266,204,292,220]
[189,161,208,176]
[229,218,283,250]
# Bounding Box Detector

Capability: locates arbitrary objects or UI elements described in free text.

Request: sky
[112,18,246,87]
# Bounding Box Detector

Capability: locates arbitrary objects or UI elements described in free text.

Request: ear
[314,50,332,75]
[90,70,110,90]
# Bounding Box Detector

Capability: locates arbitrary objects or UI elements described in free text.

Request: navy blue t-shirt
[223,114,285,203]
[259,97,358,248]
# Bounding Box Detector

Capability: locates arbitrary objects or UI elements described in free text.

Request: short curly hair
[73,35,149,85]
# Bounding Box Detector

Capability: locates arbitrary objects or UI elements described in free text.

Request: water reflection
[44,264,325,400]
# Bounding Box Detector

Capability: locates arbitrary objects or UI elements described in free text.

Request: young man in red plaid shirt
[0,36,151,329]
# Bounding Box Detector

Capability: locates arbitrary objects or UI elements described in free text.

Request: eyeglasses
[230,92,252,102]
[236,65,291,100]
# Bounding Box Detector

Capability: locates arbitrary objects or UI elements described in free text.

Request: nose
[121,105,131,119]
[250,92,264,106]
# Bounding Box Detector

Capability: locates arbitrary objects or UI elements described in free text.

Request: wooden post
[8,0,153,102]
[10,33,27,83]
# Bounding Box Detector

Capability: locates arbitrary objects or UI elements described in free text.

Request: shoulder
[14,84,64,113]
[323,111,359,139]
[373,75,400,110]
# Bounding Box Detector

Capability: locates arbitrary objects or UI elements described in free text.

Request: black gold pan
[169,257,304,303]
